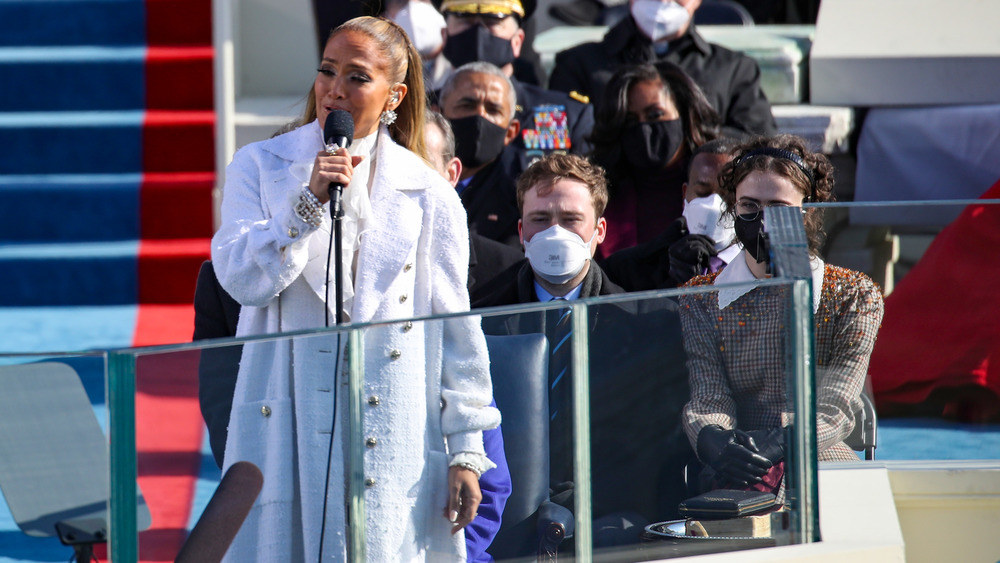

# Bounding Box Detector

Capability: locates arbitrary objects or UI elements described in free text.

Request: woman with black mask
[679,135,884,505]
[589,61,720,259]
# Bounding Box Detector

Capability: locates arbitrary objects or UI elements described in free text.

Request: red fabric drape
[869,179,1000,421]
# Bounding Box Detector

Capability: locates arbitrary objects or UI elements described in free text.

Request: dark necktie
[549,300,572,422]
[547,297,575,484]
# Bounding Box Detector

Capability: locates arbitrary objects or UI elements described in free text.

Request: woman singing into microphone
[211,16,500,562]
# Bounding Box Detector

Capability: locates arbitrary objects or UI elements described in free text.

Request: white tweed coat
[211,121,500,562]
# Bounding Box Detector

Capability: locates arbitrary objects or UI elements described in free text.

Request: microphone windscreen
[175,461,264,563]
[324,109,355,149]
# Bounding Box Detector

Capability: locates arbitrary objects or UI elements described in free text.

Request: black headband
[737,147,816,202]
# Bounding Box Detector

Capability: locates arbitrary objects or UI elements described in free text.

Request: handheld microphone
[323,110,355,219]
[175,461,264,563]
[318,113,353,559]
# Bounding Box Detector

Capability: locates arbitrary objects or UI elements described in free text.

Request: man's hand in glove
[745,427,786,464]
[696,425,773,487]
[668,219,718,286]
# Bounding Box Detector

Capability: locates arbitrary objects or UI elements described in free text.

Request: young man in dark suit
[473,153,693,546]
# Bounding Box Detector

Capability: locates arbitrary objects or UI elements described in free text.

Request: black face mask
[442,25,515,68]
[734,213,771,264]
[621,119,684,170]
[448,114,508,169]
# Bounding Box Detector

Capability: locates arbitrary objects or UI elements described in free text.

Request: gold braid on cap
[441,0,524,17]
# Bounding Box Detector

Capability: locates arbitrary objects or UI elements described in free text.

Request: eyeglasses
[735,200,804,221]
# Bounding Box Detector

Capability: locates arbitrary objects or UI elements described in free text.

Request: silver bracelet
[294,187,324,228]
[301,185,323,208]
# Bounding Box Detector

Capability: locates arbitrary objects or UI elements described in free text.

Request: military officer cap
[434,0,536,21]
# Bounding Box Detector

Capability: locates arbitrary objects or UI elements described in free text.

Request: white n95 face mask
[391,0,446,58]
[630,0,691,43]
[683,193,736,251]
[523,225,596,285]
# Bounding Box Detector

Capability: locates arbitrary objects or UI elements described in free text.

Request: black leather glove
[696,425,773,487]
[668,234,718,286]
[745,427,786,464]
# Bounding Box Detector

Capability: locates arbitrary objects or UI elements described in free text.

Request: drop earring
[381,91,400,125]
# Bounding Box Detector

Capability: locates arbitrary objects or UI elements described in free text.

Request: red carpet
[131,306,201,563]
[146,47,214,110]
[142,110,216,173]
[140,171,215,240]
[137,239,211,304]
[126,1,215,559]
[145,0,213,47]
[134,351,204,561]
[133,304,197,347]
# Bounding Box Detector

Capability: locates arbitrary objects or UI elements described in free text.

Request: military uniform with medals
[435,0,595,176]
[507,77,594,174]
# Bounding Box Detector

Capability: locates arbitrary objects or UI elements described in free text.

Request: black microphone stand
[329,182,345,326]
[319,174,346,562]
[319,111,353,562]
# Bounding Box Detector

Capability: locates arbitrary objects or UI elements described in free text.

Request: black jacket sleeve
[550,45,591,97]
[721,53,777,136]
[193,260,243,469]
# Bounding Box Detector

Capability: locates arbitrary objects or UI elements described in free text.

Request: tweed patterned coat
[679,258,884,462]
[212,121,500,562]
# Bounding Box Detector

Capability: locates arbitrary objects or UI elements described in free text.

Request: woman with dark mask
[678,135,884,505]
[589,61,721,259]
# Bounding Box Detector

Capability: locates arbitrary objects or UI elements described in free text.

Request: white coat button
[261,405,271,417]
[288,227,299,238]
[399,294,408,304]
[404,263,413,272]
[368,395,380,406]
[365,437,377,448]
[365,477,377,488]
[402,321,413,332]
[390,349,401,361]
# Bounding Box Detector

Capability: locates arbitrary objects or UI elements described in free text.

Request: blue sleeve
[465,401,511,562]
